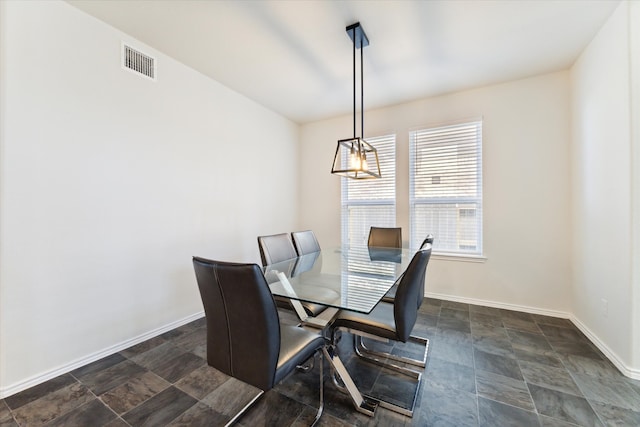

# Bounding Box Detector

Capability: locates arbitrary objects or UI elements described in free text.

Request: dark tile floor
[2,298,640,426]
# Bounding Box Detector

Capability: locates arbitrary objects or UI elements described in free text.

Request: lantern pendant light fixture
[331,22,381,179]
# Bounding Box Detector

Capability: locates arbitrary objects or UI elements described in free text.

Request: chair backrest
[257,233,298,266]
[192,257,281,390]
[393,245,432,341]
[368,226,402,248]
[291,230,321,256]
[420,234,435,249]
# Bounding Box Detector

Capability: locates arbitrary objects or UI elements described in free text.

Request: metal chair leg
[310,350,324,427]
[355,334,429,370]
[296,354,315,372]
[224,390,264,427]
[365,371,421,418]
[338,331,428,418]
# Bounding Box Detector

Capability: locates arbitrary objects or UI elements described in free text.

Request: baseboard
[0,311,205,399]
[426,292,640,380]
[425,291,571,319]
[570,315,640,380]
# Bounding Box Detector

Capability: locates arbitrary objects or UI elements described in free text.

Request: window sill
[431,253,487,263]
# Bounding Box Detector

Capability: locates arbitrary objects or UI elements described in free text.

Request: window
[341,134,396,246]
[410,121,483,256]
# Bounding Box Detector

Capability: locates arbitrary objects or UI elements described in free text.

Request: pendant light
[331,22,381,179]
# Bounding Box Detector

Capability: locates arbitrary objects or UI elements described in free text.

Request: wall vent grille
[122,44,156,81]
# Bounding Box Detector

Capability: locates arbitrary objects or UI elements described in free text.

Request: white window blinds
[410,121,483,255]
[341,134,396,246]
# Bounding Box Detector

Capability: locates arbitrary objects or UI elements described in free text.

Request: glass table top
[264,245,415,314]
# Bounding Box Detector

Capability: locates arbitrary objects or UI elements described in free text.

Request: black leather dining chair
[328,245,432,416]
[193,257,325,425]
[367,226,402,249]
[258,233,326,317]
[291,230,321,255]
[381,233,434,304]
[419,233,435,250]
[257,233,298,266]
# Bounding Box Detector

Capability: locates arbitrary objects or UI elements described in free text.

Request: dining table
[262,244,417,417]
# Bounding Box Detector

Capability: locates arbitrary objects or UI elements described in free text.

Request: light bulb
[350,145,358,168]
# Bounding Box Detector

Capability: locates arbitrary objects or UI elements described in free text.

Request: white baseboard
[425,291,571,319]
[570,315,640,380]
[426,292,640,380]
[0,311,205,399]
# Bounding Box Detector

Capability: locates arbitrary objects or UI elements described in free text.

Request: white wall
[570,1,637,375]
[300,72,572,315]
[630,0,640,372]
[0,0,299,395]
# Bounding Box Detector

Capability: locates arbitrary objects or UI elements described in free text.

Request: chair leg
[350,333,428,417]
[366,370,422,417]
[310,349,324,427]
[224,390,264,427]
[355,334,429,371]
[330,355,421,418]
[296,354,315,372]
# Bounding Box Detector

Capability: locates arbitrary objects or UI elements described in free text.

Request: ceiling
[67,0,619,124]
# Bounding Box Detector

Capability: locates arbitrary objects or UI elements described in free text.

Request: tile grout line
[73,368,133,426]
[563,361,610,427]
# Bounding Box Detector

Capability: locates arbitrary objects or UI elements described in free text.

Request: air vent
[122,43,156,81]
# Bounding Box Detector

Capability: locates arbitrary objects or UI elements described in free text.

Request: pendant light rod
[353,26,356,138]
[361,34,364,140]
[346,22,369,139]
